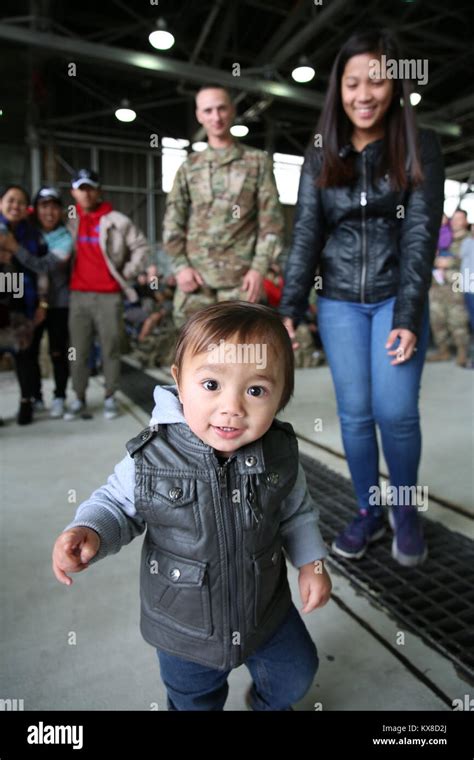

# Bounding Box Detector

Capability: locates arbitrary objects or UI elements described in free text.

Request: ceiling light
[149,18,175,50]
[291,65,315,83]
[410,92,422,106]
[192,141,208,152]
[115,99,136,122]
[230,125,249,137]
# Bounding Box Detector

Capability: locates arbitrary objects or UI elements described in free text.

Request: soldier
[428,209,470,366]
[162,84,285,327]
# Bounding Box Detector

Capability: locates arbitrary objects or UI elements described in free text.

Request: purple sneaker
[389,507,428,567]
[332,510,386,559]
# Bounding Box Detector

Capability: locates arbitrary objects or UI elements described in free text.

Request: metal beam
[255,0,308,64]
[190,0,224,63]
[271,0,352,67]
[0,23,326,109]
[445,160,474,181]
[423,93,474,123]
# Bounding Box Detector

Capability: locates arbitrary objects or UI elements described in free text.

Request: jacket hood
[149,384,185,426]
[76,200,113,219]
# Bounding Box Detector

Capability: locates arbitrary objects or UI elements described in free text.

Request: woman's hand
[33,306,47,327]
[282,317,300,350]
[385,328,418,365]
[0,231,19,255]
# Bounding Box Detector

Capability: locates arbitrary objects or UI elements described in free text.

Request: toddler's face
[171,337,284,457]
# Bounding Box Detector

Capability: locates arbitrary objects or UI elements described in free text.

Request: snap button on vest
[170,568,181,581]
[266,472,279,485]
[168,487,183,500]
[245,456,257,466]
[140,432,150,441]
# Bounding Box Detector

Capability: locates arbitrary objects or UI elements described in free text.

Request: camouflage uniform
[162,141,284,327]
[429,229,470,354]
[129,290,177,368]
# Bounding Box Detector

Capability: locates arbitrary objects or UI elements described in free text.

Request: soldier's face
[451,211,468,232]
[195,88,235,140]
[171,338,284,457]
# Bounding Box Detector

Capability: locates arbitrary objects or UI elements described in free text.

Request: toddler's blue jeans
[156,603,318,710]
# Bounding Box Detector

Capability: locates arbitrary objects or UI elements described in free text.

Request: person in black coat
[280,28,444,567]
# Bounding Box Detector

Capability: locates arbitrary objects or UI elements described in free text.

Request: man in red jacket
[65,169,149,420]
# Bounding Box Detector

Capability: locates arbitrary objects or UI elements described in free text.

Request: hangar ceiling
[0,0,473,181]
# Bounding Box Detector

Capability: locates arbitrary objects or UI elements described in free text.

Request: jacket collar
[203,140,244,167]
[339,137,383,158]
[165,421,266,474]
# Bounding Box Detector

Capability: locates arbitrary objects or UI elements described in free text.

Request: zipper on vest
[360,151,368,304]
[218,461,241,667]
[245,475,262,529]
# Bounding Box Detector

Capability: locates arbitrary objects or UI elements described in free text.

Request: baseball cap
[71,169,100,190]
[33,186,62,206]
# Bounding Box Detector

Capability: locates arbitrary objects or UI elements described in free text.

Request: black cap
[33,186,62,206]
[71,169,100,189]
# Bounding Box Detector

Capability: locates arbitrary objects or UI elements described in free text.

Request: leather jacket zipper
[218,460,241,667]
[245,475,262,528]
[360,151,368,304]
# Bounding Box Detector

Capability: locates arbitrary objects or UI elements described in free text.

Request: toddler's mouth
[212,425,243,439]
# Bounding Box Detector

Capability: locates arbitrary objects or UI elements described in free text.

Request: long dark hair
[316,28,423,190]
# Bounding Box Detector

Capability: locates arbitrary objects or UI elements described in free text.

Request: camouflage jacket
[162,141,284,288]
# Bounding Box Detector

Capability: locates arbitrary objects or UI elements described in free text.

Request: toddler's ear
[170,364,182,401]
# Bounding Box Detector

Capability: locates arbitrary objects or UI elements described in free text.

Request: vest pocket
[138,475,201,544]
[252,539,284,627]
[145,547,212,639]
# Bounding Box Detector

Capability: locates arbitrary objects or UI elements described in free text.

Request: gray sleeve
[64,454,146,562]
[15,245,69,274]
[279,462,328,567]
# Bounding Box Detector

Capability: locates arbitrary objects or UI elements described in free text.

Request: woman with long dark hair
[280,29,444,566]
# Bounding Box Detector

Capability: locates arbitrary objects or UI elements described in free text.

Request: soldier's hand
[176,267,204,293]
[241,269,263,303]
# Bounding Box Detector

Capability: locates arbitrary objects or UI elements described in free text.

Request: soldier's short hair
[195,84,233,103]
[173,301,294,411]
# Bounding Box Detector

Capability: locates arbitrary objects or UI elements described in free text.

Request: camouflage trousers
[429,284,469,349]
[129,323,178,369]
[173,285,250,329]
[293,323,324,368]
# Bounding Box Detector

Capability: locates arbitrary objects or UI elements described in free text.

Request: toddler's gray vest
[126,419,299,670]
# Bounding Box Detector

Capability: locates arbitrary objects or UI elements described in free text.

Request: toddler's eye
[247,386,265,397]
[202,379,219,391]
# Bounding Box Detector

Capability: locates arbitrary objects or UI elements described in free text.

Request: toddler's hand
[298,560,332,614]
[52,527,101,586]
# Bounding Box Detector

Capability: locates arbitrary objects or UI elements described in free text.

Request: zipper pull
[245,476,262,525]
[360,191,367,207]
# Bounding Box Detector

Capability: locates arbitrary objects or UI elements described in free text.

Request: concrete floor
[0,361,472,711]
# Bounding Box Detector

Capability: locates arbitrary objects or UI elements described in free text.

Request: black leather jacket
[279,129,445,337]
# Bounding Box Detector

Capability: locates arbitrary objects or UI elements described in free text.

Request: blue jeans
[317,296,430,512]
[464,293,474,332]
[156,604,318,710]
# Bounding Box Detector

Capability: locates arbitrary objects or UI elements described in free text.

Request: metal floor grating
[300,452,474,685]
[120,362,474,684]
